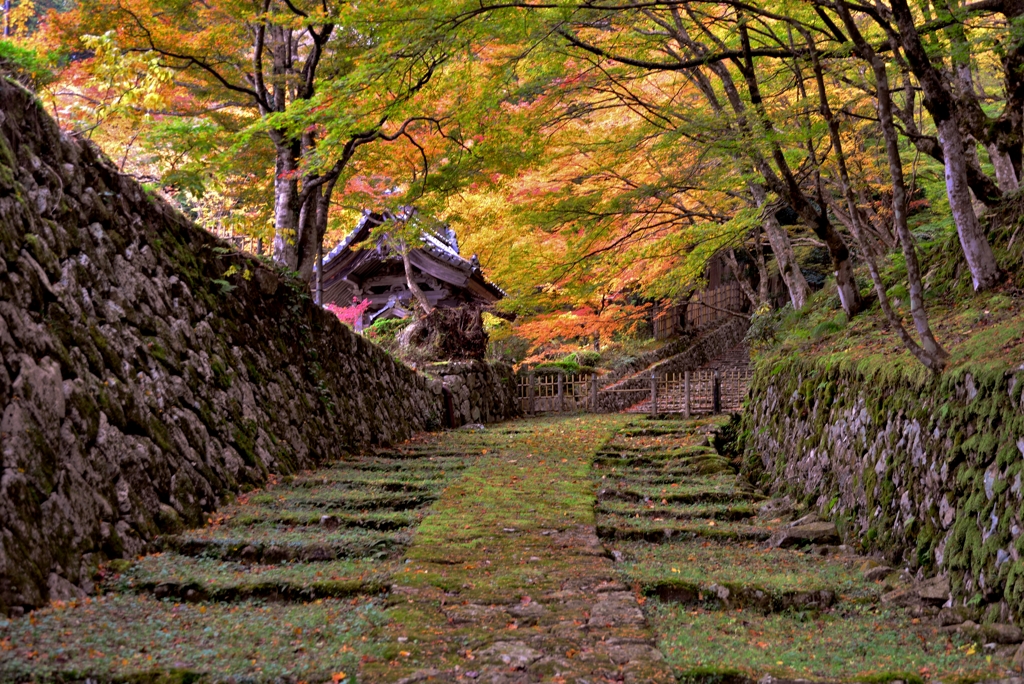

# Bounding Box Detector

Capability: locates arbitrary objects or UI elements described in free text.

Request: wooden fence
[637,369,753,415]
[517,368,752,415]
[223,235,264,255]
[652,282,747,341]
[685,282,745,330]
[517,373,599,413]
[653,306,684,340]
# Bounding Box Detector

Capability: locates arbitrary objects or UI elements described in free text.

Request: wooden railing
[516,373,599,413]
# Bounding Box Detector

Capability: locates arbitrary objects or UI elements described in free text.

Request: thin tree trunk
[749,183,810,309]
[724,248,759,308]
[856,187,897,249]
[850,218,945,372]
[732,20,862,316]
[666,19,811,312]
[861,46,945,359]
[753,227,770,304]
[986,144,1019,192]
[272,141,300,270]
[937,117,1002,289]
[814,15,946,369]
[888,0,1002,291]
[403,250,433,316]
[315,241,323,306]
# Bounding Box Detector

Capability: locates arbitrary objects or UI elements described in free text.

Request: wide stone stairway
[1,415,1019,683]
[0,444,473,681]
[592,417,1020,681]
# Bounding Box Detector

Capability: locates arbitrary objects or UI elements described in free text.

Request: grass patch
[109,554,394,599]
[0,595,385,682]
[617,541,877,600]
[648,601,1012,682]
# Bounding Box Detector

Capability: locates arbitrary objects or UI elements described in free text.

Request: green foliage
[0,40,54,86]
[744,303,786,352]
[810,313,847,341]
[531,350,599,374]
[488,333,530,364]
[210,278,236,294]
[365,317,409,342]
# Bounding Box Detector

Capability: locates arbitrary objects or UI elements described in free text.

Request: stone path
[593,417,1021,682]
[2,414,1022,683]
[360,415,674,683]
[0,442,474,682]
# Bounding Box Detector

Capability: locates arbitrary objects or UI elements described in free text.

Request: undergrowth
[755,192,1024,380]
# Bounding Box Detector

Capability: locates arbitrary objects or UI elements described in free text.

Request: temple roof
[318,210,505,309]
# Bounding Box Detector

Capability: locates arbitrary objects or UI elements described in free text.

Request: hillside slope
[739,220,1024,622]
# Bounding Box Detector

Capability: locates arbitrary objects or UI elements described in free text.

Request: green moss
[210,356,231,389]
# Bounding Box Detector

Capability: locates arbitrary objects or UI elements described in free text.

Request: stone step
[596,517,773,543]
[0,594,384,681]
[597,474,764,506]
[287,469,451,487]
[162,525,409,562]
[108,554,389,603]
[596,501,757,521]
[331,457,469,473]
[221,507,422,531]
[596,444,717,461]
[609,540,879,605]
[643,579,837,611]
[599,488,761,505]
[246,489,437,512]
[595,457,731,479]
[648,604,1018,682]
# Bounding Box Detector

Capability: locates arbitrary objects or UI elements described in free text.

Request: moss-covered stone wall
[427,360,518,425]
[742,353,1024,622]
[0,75,515,613]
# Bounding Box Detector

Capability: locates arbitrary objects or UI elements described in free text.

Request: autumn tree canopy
[8,0,1024,370]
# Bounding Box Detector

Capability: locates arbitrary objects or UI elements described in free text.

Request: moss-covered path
[1,414,1021,683]
[0,439,474,682]
[595,416,1020,684]
[360,414,674,683]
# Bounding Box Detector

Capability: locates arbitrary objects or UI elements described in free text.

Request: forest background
[3,0,1024,374]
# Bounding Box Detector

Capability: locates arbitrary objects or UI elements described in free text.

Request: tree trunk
[730,20,861,316]
[863,48,946,361]
[749,183,810,309]
[315,241,323,306]
[937,116,1002,290]
[987,144,1019,192]
[272,141,300,270]
[724,248,759,308]
[823,11,946,370]
[889,0,1002,291]
[403,250,433,316]
[753,227,770,304]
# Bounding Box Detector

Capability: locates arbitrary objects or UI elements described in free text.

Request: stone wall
[598,316,749,412]
[425,360,518,426]
[742,355,1024,622]
[0,75,514,614]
